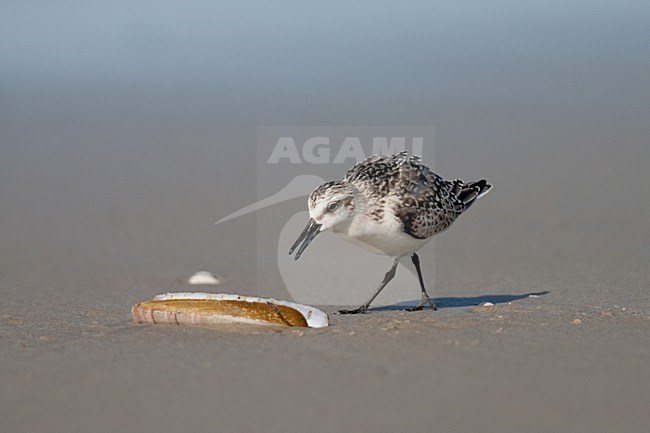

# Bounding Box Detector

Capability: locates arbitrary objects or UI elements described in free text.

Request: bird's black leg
[406,253,437,312]
[338,257,400,314]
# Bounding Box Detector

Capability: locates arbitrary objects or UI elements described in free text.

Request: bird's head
[289,181,357,260]
[308,181,357,232]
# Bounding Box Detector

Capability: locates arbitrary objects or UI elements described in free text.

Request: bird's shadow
[368,291,550,312]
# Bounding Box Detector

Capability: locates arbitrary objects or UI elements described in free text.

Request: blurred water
[2,1,649,108]
[0,1,649,303]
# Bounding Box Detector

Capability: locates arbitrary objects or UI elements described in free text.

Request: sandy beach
[2,2,650,432]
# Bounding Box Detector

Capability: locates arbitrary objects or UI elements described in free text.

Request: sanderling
[289,152,492,314]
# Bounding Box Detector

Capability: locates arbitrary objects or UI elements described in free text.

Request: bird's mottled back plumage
[343,152,491,239]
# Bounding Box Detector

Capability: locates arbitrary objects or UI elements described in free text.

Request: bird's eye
[327,201,339,212]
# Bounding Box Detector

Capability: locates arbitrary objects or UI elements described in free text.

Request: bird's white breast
[334,213,430,257]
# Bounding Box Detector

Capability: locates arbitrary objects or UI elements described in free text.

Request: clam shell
[132,293,329,328]
[188,271,220,285]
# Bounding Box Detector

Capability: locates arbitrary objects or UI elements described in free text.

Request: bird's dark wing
[345,152,491,240]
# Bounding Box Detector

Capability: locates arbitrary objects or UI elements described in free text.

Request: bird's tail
[458,179,492,210]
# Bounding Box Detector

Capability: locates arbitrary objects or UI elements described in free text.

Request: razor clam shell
[140,293,329,328]
[132,298,308,327]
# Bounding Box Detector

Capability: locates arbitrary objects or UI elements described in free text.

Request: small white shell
[188,271,220,285]
[133,292,329,328]
[481,302,495,307]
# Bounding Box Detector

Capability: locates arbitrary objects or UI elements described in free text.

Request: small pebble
[529,294,539,298]
[482,302,495,307]
[188,271,220,285]
[572,319,582,325]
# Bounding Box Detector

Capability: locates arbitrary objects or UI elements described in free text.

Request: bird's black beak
[289,218,322,260]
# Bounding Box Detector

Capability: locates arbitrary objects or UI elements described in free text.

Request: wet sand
[1,297,648,433]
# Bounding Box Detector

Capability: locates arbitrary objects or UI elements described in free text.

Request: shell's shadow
[369,291,550,311]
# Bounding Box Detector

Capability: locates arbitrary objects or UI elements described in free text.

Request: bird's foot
[337,306,368,314]
[405,295,437,312]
